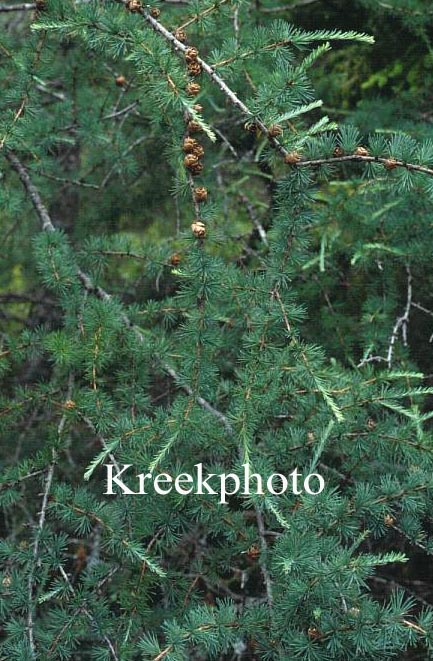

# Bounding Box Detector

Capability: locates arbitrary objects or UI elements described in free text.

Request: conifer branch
[27,377,73,658]
[54,564,120,660]
[294,154,433,178]
[114,2,433,184]
[6,151,275,620]
[5,150,55,233]
[176,0,230,30]
[114,0,289,159]
[4,149,234,434]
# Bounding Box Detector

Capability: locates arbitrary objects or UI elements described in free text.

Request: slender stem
[0,3,36,12]
[5,150,55,232]
[256,508,273,608]
[55,565,120,660]
[176,0,230,31]
[296,154,433,178]
[27,377,73,657]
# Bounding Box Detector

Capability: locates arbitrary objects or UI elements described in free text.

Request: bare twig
[387,265,412,368]
[0,3,36,12]
[176,0,230,31]
[37,170,100,189]
[27,377,73,657]
[0,469,46,493]
[35,84,66,102]
[27,459,56,654]
[102,100,139,120]
[261,0,319,11]
[6,150,55,232]
[411,301,433,317]
[213,126,239,158]
[100,135,147,188]
[255,508,273,608]
[54,564,119,660]
[239,193,268,246]
[358,267,413,369]
[357,354,387,368]
[371,575,433,609]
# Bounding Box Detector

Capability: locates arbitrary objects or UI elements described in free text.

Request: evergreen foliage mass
[1,0,433,659]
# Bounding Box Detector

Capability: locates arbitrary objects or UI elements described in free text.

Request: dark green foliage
[2,1,433,659]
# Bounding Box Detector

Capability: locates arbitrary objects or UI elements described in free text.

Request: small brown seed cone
[190,162,204,175]
[354,146,369,157]
[183,137,199,153]
[188,61,202,77]
[185,47,199,62]
[184,153,200,169]
[126,0,142,12]
[192,144,204,158]
[186,82,201,97]
[174,28,187,43]
[187,120,202,133]
[194,187,208,203]
[268,124,283,138]
[284,151,301,165]
[170,253,181,266]
[191,221,206,238]
[383,157,398,170]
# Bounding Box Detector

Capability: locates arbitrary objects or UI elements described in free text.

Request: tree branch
[5,149,234,434]
[55,564,120,660]
[295,154,433,178]
[5,151,55,232]
[0,3,36,12]
[27,376,73,658]
[114,1,433,181]
[113,0,289,159]
[261,0,320,11]
[387,265,412,368]
[256,508,273,608]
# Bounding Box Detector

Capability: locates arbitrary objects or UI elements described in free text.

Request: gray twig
[261,0,319,11]
[0,3,36,12]
[255,508,273,608]
[239,193,268,246]
[387,265,412,368]
[27,376,73,658]
[57,564,119,660]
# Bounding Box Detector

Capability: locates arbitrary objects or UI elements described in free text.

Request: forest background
[2,0,433,659]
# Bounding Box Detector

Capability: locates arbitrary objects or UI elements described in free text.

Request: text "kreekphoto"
[104,463,325,504]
